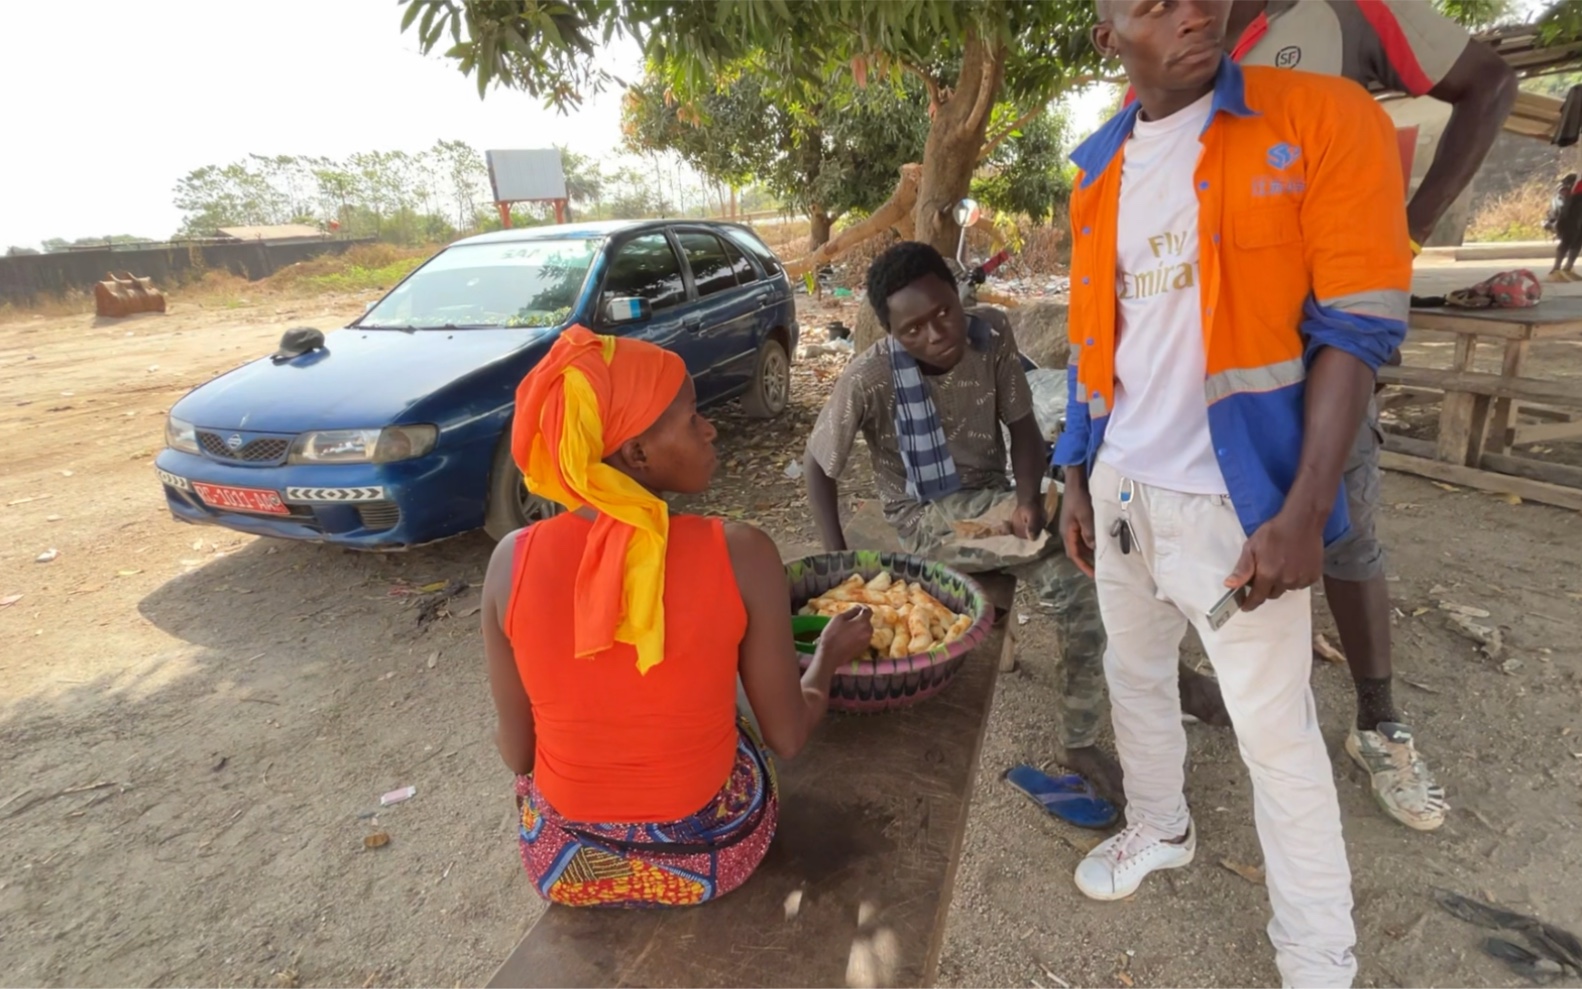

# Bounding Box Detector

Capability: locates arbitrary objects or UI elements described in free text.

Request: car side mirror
[603,296,652,326]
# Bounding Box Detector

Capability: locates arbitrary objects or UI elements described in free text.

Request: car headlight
[289,425,438,464]
[166,416,201,455]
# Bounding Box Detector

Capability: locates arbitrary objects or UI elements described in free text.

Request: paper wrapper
[947,497,1050,561]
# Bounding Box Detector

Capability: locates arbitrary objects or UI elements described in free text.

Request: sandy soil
[1,274,1579,988]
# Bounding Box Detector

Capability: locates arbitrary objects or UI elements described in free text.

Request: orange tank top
[504,513,747,823]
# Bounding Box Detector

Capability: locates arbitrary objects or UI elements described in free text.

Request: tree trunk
[809,211,833,251]
[784,164,921,280]
[911,32,1007,257]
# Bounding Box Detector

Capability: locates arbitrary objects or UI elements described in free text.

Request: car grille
[197,431,291,465]
[357,502,401,532]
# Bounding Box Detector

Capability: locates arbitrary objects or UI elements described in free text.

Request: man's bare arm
[1409,40,1517,244]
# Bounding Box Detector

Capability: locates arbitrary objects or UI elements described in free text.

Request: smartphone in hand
[1207,586,1250,632]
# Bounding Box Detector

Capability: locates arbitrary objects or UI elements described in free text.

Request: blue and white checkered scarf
[889,315,992,503]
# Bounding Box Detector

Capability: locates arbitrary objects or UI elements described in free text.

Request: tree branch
[900,59,942,107]
[964,40,1004,135]
[979,104,1043,162]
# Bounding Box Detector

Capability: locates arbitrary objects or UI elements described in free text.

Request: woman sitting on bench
[481,326,873,908]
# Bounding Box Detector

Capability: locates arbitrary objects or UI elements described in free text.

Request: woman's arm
[483,530,535,775]
[724,522,871,761]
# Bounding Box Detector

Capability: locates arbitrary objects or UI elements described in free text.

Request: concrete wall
[0,237,372,305]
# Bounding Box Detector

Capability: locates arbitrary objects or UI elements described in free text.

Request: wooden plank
[1409,311,1529,340]
[1435,336,1483,465]
[1377,365,1582,407]
[487,624,1007,989]
[1383,434,1582,489]
[1485,338,1531,456]
[1513,419,1582,445]
[1409,297,1582,341]
[1377,387,1442,412]
[1379,451,1582,512]
[1483,451,1582,490]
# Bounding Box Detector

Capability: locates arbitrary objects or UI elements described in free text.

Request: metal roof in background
[216,224,327,242]
[485,149,568,203]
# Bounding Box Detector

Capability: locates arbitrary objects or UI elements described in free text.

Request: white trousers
[1089,460,1356,988]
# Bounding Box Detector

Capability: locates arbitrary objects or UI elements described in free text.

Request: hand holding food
[818,605,874,665]
[799,573,975,660]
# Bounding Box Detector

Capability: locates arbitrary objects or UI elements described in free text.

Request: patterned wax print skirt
[514,719,778,907]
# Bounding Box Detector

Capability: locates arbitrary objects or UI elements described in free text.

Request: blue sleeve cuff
[1300,298,1406,371]
[1053,363,1091,466]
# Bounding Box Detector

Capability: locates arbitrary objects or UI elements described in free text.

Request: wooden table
[1376,297,1582,510]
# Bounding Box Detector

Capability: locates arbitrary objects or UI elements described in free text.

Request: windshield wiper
[357,322,493,333]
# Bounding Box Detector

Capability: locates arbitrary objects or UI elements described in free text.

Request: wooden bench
[488,499,1013,988]
[1375,299,1582,512]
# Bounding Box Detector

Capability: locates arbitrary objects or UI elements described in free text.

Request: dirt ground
[1,270,1580,988]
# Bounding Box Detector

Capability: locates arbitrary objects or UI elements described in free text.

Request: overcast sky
[0,0,1115,250]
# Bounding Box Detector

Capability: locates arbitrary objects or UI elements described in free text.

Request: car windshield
[359,238,599,330]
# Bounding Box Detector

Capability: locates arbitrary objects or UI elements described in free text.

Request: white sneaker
[1074,821,1196,901]
[1346,722,1448,831]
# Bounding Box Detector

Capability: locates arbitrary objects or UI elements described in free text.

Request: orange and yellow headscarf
[512,326,687,675]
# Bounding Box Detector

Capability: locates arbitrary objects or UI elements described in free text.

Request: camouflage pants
[899,488,1106,749]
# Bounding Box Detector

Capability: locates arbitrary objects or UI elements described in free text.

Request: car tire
[740,334,790,419]
[484,432,561,541]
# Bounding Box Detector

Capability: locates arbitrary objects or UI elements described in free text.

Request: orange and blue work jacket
[1054,57,1412,543]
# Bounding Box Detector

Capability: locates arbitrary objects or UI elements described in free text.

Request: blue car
[155,219,799,548]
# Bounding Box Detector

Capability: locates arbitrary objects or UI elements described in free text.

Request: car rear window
[720,226,784,277]
[720,236,757,285]
[677,232,738,299]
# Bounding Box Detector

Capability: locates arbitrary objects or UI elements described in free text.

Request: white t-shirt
[1098,92,1228,496]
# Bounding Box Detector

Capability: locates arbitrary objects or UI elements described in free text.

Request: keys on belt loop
[1110,476,1136,554]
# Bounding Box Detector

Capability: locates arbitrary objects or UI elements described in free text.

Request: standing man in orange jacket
[1058,2,1412,982]
[1125,0,1516,831]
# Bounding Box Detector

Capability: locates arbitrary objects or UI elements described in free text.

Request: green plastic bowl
[791,614,830,655]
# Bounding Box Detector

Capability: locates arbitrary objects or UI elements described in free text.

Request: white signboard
[485,149,568,203]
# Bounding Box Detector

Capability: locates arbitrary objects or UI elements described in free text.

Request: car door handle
[682,315,703,330]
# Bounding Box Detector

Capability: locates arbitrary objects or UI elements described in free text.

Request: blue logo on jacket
[1267,143,1301,170]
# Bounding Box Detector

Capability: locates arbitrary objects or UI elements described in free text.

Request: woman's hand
[817,605,874,665]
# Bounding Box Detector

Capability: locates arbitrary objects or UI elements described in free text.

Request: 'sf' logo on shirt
[1266,143,1301,170]
[1274,45,1301,68]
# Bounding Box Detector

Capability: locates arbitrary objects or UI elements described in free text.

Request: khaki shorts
[1323,397,1386,582]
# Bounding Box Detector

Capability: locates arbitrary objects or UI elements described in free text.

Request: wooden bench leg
[1436,335,1491,466]
[999,622,1018,673]
[1485,338,1531,456]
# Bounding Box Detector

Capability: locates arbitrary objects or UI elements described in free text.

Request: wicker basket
[784,550,993,713]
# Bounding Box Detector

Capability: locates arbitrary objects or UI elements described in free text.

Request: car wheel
[484,434,561,541]
[741,335,790,418]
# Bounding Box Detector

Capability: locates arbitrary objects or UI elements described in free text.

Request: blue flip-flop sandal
[1003,764,1119,830]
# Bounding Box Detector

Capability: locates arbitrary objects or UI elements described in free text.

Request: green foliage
[39,234,150,252]
[171,139,617,243]
[292,254,429,294]
[400,1,1119,252]
[402,1,1111,109]
[972,105,1072,224]
[505,305,572,328]
[621,58,930,231]
[6,245,41,256]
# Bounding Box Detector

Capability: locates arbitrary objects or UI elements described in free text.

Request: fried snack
[803,573,974,660]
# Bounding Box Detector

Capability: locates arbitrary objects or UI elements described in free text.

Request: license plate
[192,482,288,516]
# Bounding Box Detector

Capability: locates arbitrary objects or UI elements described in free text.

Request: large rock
[1005,300,1069,370]
[851,300,886,356]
